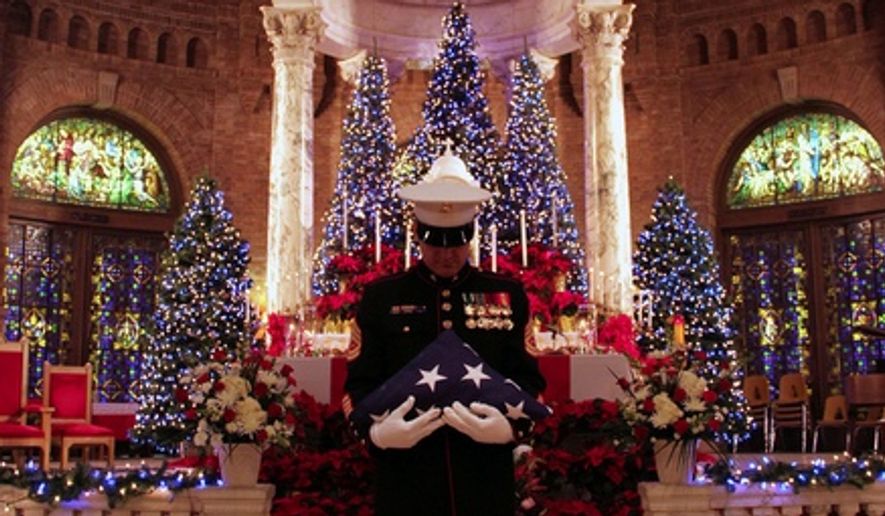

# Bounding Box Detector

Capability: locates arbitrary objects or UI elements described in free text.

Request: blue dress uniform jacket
[344,262,546,516]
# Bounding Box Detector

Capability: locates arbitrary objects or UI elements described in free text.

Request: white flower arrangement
[616,349,736,442]
[176,348,300,450]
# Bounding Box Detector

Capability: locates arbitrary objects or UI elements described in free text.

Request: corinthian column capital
[261,6,326,58]
[574,4,634,66]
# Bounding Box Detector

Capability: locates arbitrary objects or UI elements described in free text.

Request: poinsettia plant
[177,348,302,450]
[490,243,587,332]
[616,348,737,444]
[597,314,641,360]
[315,244,404,322]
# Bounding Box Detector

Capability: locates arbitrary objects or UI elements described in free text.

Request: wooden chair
[770,373,810,452]
[0,342,52,470]
[742,374,771,451]
[844,373,885,453]
[43,362,114,469]
[812,394,850,452]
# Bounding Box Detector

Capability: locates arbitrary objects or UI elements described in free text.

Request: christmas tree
[395,1,501,233]
[312,53,400,295]
[498,52,588,295]
[633,179,747,441]
[133,176,252,452]
[633,179,734,355]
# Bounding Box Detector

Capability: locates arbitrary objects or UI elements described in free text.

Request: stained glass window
[88,234,164,402]
[727,113,885,209]
[729,230,811,393]
[821,216,885,390]
[3,223,75,397]
[11,117,171,212]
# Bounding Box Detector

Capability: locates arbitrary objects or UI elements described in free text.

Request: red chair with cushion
[43,362,114,469]
[0,341,52,470]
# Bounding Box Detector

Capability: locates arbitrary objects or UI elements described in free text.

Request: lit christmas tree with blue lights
[498,52,588,295]
[395,1,501,233]
[133,176,252,452]
[312,54,400,295]
[633,179,747,440]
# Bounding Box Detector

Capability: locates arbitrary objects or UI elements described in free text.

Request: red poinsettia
[597,314,640,360]
[489,243,586,328]
[266,313,288,357]
[315,244,404,323]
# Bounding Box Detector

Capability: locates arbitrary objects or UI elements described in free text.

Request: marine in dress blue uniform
[344,149,546,516]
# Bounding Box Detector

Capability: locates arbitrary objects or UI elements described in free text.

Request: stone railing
[640,481,885,515]
[0,484,274,515]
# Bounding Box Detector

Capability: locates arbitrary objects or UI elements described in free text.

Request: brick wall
[0,0,882,302]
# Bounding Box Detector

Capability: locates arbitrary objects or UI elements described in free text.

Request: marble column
[261,4,325,314]
[573,2,634,314]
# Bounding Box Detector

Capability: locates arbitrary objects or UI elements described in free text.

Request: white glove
[369,395,444,450]
[442,401,514,444]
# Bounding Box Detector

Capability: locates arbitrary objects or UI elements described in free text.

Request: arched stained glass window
[11,117,171,212]
[727,113,885,209]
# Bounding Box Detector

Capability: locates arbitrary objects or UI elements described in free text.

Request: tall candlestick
[491,225,498,273]
[342,191,348,250]
[374,210,381,264]
[551,192,558,247]
[472,219,480,268]
[519,209,528,268]
[404,220,412,270]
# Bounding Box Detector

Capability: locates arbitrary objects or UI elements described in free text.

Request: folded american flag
[350,330,552,436]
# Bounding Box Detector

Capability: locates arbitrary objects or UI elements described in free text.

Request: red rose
[213,381,225,393]
[260,359,274,371]
[223,409,237,423]
[616,377,631,390]
[673,388,687,402]
[268,402,284,419]
[212,349,227,361]
[642,399,655,412]
[280,365,294,378]
[185,408,198,420]
[287,375,298,387]
[702,390,718,403]
[175,388,189,403]
[718,378,732,391]
[708,419,721,432]
[254,382,269,397]
[196,373,210,384]
[693,351,707,361]
[634,425,649,442]
[673,419,689,435]
[256,429,268,443]
[285,412,296,426]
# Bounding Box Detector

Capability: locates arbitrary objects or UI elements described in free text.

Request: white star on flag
[504,378,523,391]
[504,401,529,420]
[462,362,491,388]
[416,364,447,393]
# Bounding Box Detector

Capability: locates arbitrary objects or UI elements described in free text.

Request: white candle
[600,271,606,310]
[551,192,558,247]
[404,220,412,270]
[519,209,528,268]
[374,210,381,264]
[491,225,498,273]
[342,191,348,250]
[472,219,480,268]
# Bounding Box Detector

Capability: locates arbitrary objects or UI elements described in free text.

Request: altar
[281,352,632,410]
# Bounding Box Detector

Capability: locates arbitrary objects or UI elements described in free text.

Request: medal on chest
[463,292,513,330]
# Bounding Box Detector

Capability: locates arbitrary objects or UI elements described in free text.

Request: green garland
[705,454,885,493]
[0,462,219,509]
